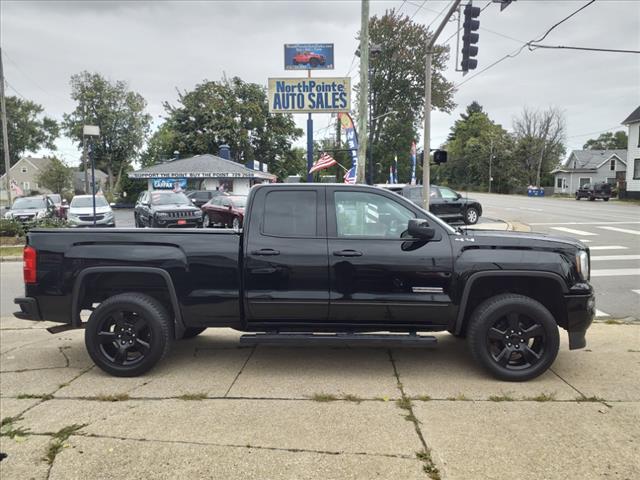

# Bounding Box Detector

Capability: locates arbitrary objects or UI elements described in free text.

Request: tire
[181,327,206,339]
[85,293,172,377]
[232,217,241,230]
[575,194,580,200]
[463,207,479,225]
[603,197,609,202]
[466,293,560,382]
[589,196,595,201]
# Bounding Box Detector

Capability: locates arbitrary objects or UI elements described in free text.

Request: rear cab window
[262,190,318,237]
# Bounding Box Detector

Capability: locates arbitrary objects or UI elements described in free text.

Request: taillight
[23,246,37,284]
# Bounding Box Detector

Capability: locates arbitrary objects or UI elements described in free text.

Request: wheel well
[459,276,567,334]
[76,272,176,327]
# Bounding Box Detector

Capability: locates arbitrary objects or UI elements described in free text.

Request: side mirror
[456,192,462,199]
[408,219,435,240]
[227,205,233,211]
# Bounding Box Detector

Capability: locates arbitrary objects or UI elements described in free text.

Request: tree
[0,96,59,174]
[149,76,302,180]
[36,157,72,194]
[583,131,627,150]
[63,71,152,192]
[513,107,566,187]
[358,9,456,183]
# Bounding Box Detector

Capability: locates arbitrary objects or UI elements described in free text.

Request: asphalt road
[2,196,638,319]
[467,192,640,319]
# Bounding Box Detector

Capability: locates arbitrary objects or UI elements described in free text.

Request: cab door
[326,187,454,326]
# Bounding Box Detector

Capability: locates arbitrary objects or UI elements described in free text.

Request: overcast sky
[2,0,639,166]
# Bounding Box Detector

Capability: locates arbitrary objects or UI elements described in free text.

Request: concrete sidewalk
[1,317,639,479]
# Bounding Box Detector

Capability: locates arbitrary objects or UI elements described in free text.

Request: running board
[239,333,437,348]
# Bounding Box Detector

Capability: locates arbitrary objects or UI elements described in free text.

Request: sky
[1,0,639,167]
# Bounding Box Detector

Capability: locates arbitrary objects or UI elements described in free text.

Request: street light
[83,125,100,226]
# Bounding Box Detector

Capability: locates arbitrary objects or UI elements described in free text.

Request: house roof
[622,106,640,125]
[128,154,276,180]
[561,149,627,170]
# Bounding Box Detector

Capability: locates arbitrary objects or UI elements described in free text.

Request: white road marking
[589,245,628,250]
[597,226,640,236]
[591,268,640,277]
[595,309,610,317]
[550,227,598,236]
[529,221,640,226]
[591,255,640,261]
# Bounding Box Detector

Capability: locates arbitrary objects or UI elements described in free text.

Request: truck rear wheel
[85,293,172,377]
[467,293,559,381]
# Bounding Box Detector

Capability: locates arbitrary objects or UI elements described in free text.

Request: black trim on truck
[14,297,42,320]
[71,266,186,339]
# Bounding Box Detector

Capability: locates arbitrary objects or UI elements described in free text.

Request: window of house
[634,159,640,180]
[263,190,317,237]
[610,159,616,171]
[334,191,415,239]
[22,181,30,190]
[34,183,39,189]
[21,167,27,173]
[606,177,616,185]
[579,178,591,187]
[556,177,563,188]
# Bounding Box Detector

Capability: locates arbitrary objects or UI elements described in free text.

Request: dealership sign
[284,43,334,70]
[268,78,350,113]
[152,178,187,189]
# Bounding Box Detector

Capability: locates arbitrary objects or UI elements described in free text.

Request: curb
[0,256,21,262]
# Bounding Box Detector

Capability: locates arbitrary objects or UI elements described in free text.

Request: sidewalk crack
[223,345,256,397]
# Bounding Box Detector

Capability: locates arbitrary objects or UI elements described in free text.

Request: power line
[566,126,624,139]
[426,0,455,30]
[398,0,408,15]
[5,80,28,100]
[455,0,597,88]
[529,44,640,54]
[410,1,429,21]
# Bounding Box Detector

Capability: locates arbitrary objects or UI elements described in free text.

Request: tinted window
[71,196,109,208]
[263,191,317,237]
[439,187,458,199]
[150,191,191,205]
[334,191,414,238]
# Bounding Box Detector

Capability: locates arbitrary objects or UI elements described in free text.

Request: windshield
[71,196,109,208]
[229,196,247,208]
[12,198,46,210]
[150,191,191,206]
[48,194,62,204]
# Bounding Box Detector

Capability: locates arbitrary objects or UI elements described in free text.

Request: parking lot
[1,192,639,479]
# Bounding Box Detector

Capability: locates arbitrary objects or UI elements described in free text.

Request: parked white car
[67,195,115,227]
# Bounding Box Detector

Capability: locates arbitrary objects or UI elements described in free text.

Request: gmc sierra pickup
[14,184,595,381]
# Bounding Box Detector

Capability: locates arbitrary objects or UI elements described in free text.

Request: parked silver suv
[67,195,115,227]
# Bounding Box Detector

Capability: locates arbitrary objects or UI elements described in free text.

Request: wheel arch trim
[71,266,185,338]
[453,270,569,335]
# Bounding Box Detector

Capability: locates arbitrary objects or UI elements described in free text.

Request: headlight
[576,250,590,281]
[104,211,114,219]
[4,212,12,219]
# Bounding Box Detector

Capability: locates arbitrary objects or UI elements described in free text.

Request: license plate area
[177,219,186,225]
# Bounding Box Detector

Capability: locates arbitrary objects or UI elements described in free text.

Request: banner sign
[152,178,187,190]
[339,112,358,183]
[268,77,350,113]
[284,43,334,70]
[410,141,417,185]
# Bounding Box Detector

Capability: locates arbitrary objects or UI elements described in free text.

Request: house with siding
[621,106,640,199]
[0,157,53,201]
[552,149,627,195]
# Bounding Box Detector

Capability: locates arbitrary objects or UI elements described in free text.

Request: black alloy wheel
[467,293,559,381]
[85,293,172,377]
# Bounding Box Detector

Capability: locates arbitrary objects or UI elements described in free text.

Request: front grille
[161,210,197,218]
[79,214,105,221]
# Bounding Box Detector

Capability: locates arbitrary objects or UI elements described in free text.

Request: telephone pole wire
[356,0,370,184]
[0,48,13,206]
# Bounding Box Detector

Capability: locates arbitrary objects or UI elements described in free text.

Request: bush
[27,217,68,231]
[0,219,25,237]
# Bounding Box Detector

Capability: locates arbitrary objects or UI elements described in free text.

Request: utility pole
[422,0,461,209]
[0,48,12,206]
[83,136,89,193]
[488,136,494,193]
[356,0,369,184]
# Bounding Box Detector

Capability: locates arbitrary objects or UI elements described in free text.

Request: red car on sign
[292,51,326,67]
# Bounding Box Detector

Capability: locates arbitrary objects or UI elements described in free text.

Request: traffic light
[433,150,448,165]
[461,3,481,73]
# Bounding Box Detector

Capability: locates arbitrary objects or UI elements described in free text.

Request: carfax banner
[284,43,334,70]
[268,77,350,113]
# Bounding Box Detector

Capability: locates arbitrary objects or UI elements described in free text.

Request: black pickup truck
[14,184,595,381]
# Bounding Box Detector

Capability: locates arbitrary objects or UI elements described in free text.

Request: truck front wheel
[467,293,559,381]
[85,293,172,377]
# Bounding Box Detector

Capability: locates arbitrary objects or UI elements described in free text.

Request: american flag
[343,167,356,184]
[309,152,337,174]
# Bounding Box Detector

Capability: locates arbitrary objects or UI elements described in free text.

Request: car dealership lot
[1,316,639,480]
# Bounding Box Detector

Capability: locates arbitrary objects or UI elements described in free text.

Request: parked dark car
[575,182,612,201]
[15,184,594,382]
[134,190,203,228]
[186,190,225,208]
[378,184,483,225]
[3,195,55,223]
[201,194,246,229]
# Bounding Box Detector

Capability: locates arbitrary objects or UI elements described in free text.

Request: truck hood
[153,204,199,212]
[8,208,45,216]
[456,229,586,252]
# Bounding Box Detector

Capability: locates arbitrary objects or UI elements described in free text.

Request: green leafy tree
[149,76,302,180]
[63,71,152,192]
[35,157,73,194]
[0,96,58,174]
[360,9,456,183]
[583,131,627,150]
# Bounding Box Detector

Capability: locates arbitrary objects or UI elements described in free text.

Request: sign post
[82,125,100,225]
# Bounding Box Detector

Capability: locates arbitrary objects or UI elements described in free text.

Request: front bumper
[68,216,115,227]
[156,218,203,228]
[14,297,42,321]
[564,291,596,350]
